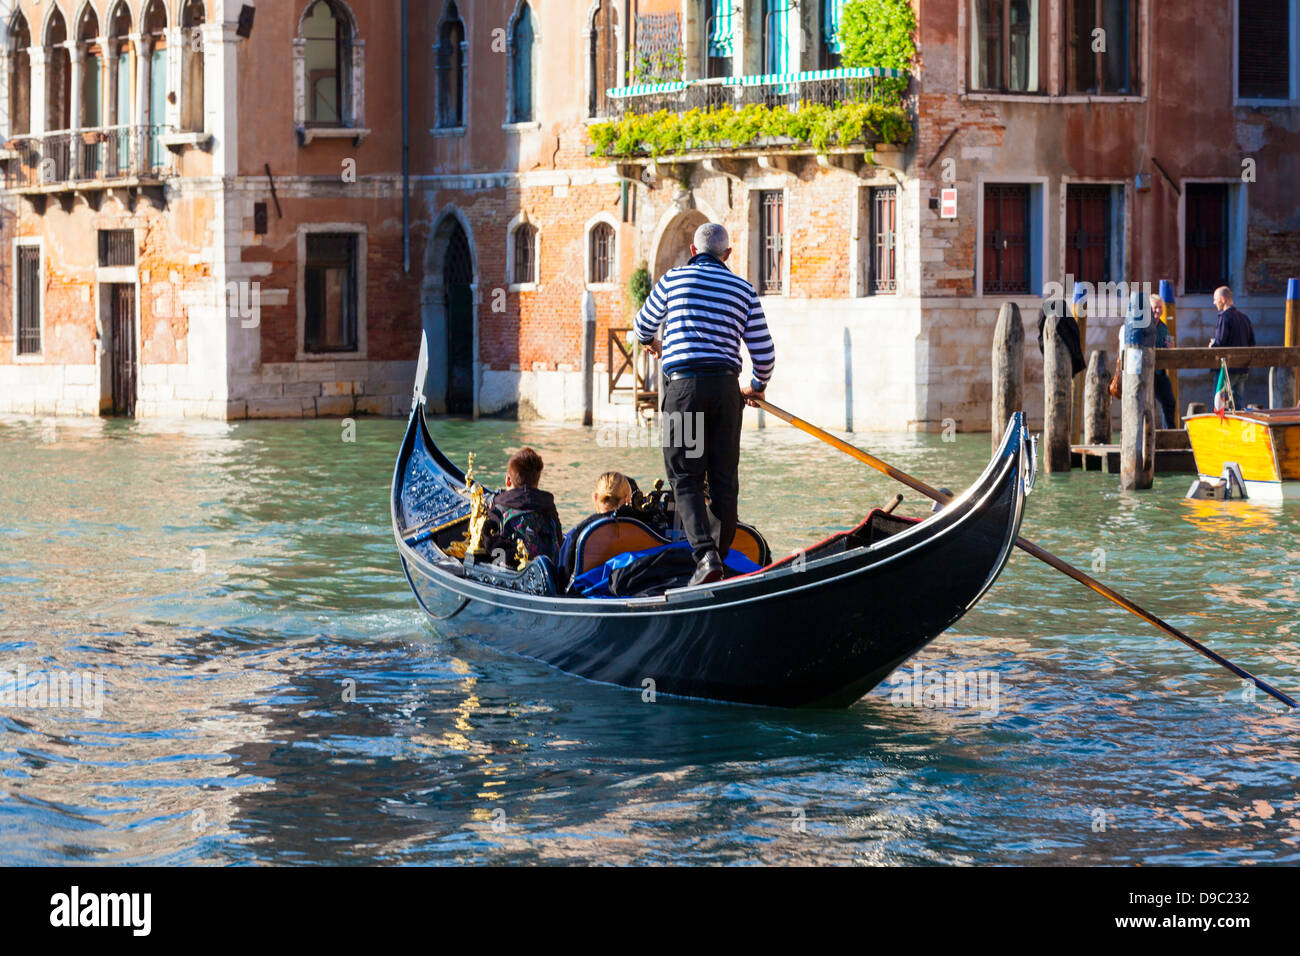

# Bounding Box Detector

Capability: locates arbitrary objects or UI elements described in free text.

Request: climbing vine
[839,0,917,103]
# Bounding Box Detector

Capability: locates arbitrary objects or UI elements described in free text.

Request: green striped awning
[607,81,690,99]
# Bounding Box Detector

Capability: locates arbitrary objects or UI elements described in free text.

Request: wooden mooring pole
[991,301,1024,454]
[1043,303,1073,473]
[1070,285,1088,444]
[1270,278,1299,409]
[1121,291,1156,490]
[1082,349,1111,446]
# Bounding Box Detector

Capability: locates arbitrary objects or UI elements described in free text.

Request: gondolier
[634,222,776,586]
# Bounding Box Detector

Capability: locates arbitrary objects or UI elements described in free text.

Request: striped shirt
[634,254,776,388]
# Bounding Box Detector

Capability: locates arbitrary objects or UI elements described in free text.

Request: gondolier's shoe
[688,550,724,586]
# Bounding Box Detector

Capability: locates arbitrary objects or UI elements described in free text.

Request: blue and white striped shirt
[634,254,776,388]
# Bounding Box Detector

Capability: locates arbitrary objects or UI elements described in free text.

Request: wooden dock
[1071,429,1197,474]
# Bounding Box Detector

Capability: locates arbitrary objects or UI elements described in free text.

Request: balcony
[589,67,913,182]
[601,66,909,118]
[2,125,174,209]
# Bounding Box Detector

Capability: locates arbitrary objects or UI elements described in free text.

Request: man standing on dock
[635,223,776,586]
[1209,286,1255,408]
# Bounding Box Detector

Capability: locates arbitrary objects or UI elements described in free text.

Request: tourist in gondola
[634,222,776,586]
[483,447,564,565]
[558,471,634,579]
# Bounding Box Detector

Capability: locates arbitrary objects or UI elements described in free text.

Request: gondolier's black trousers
[662,372,743,561]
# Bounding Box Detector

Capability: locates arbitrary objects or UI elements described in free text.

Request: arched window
[77,4,102,130]
[8,13,31,136]
[588,221,615,285]
[511,222,537,285]
[435,2,465,129]
[44,8,70,134]
[142,0,168,170]
[180,0,205,132]
[106,2,132,176]
[588,1,618,118]
[303,0,353,126]
[509,4,534,123]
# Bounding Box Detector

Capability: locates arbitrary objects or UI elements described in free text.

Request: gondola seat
[572,516,771,577]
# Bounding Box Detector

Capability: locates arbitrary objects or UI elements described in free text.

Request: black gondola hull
[393,408,1031,708]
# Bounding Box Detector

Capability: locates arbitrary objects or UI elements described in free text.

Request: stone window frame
[1232,0,1299,106]
[296,223,369,362]
[432,0,468,136]
[1178,177,1247,300]
[293,0,369,145]
[964,0,1049,96]
[1061,0,1142,97]
[12,237,44,363]
[748,183,790,297]
[974,173,1050,298]
[1058,176,1130,303]
[502,1,541,131]
[506,212,540,291]
[584,212,619,290]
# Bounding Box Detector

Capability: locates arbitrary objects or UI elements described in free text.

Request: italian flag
[1214,364,1232,421]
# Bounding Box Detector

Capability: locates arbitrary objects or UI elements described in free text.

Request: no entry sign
[940,188,957,219]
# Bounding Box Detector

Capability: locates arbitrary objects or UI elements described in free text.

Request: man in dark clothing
[1209,286,1255,409]
[484,447,563,565]
[635,222,776,586]
[1036,304,1087,375]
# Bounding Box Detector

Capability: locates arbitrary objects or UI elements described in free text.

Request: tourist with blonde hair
[559,471,636,580]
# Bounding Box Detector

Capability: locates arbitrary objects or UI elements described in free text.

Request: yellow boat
[1184,409,1300,500]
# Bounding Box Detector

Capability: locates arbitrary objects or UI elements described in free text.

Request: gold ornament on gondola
[445,452,488,560]
[514,538,530,570]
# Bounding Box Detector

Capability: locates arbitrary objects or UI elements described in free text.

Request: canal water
[1,412,1298,865]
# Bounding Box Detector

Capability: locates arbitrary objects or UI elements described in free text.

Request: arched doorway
[653,209,708,281]
[443,222,474,415]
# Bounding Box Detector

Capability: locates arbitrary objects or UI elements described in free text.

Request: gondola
[391,384,1034,708]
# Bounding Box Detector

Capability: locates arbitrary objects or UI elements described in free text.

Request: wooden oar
[752,397,1297,709]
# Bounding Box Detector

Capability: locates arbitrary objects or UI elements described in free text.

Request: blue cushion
[572,540,760,598]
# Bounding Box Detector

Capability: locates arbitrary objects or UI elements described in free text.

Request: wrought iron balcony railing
[601,67,909,119]
[3,125,174,191]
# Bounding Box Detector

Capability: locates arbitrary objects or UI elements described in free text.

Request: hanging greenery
[589,100,911,160]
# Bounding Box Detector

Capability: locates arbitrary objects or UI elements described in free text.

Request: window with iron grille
[16,245,41,355]
[98,229,135,267]
[971,0,1040,92]
[1064,0,1139,94]
[758,190,784,295]
[512,223,537,285]
[870,187,898,294]
[1238,0,1292,100]
[983,183,1030,294]
[1184,183,1229,295]
[589,222,615,284]
[1064,185,1111,285]
[305,232,359,352]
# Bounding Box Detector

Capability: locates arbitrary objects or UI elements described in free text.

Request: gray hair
[693,222,730,256]
[1214,286,1234,304]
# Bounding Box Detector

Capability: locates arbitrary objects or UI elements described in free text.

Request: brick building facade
[2,0,1298,431]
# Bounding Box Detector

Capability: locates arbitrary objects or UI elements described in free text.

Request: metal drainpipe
[401,0,410,273]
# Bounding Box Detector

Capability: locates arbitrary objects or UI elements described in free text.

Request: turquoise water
[1,413,1298,865]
